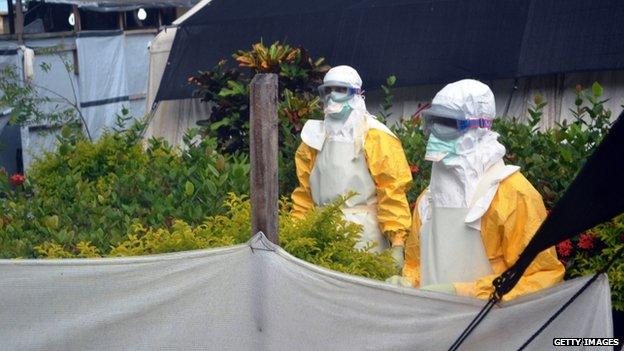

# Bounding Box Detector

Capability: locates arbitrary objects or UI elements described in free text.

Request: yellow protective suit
[291,128,413,246]
[403,171,565,301]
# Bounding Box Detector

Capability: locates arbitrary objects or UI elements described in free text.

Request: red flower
[9,173,25,186]
[409,165,420,174]
[577,232,595,250]
[556,239,573,257]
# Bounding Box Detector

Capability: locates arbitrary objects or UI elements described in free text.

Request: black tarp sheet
[156,0,624,102]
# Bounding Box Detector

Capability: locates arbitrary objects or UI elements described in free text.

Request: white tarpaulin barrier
[76,30,129,140]
[0,233,612,351]
[20,41,77,169]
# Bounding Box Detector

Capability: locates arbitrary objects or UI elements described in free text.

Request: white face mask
[324,101,345,115]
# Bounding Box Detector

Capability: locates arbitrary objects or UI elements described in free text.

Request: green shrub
[495,82,612,208]
[392,115,430,204]
[189,41,327,195]
[562,218,624,311]
[34,194,398,280]
[0,120,250,258]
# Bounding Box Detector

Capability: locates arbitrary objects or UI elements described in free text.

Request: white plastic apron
[419,162,507,286]
[309,139,388,253]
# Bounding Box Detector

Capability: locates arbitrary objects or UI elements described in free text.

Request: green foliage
[189,41,328,195]
[496,83,612,208]
[0,53,93,140]
[392,116,430,204]
[34,194,397,280]
[0,122,250,258]
[279,195,397,280]
[377,75,397,124]
[564,218,624,311]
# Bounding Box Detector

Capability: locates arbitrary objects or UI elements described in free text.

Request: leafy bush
[495,83,612,208]
[493,85,623,310]
[561,219,624,311]
[0,118,250,258]
[34,194,398,280]
[189,41,327,195]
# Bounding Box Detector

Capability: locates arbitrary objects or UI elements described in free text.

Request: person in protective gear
[401,79,565,301]
[291,65,412,271]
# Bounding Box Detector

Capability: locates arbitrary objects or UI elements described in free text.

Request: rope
[517,245,624,351]
[448,244,624,351]
[448,297,498,351]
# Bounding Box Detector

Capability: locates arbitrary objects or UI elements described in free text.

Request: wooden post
[72,6,81,32]
[7,0,15,34]
[250,73,279,244]
[157,9,163,29]
[72,6,81,74]
[118,11,125,30]
[14,0,23,43]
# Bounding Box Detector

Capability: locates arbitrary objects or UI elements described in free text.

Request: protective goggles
[423,115,493,140]
[318,82,361,102]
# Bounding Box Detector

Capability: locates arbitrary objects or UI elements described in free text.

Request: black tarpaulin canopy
[155,0,624,102]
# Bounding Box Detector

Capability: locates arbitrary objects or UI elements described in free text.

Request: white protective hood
[422,80,518,225]
[302,65,394,152]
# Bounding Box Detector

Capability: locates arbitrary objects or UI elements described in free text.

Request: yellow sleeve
[454,173,565,301]
[363,129,413,247]
[291,143,317,219]
[403,191,427,286]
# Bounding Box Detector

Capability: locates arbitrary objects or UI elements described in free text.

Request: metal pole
[249,73,279,244]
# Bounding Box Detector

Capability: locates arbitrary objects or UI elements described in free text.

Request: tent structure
[146,0,624,146]
[143,26,210,146]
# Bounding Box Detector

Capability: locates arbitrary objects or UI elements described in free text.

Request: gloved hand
[420,283,457,295]
[385,275,412,288]
[390,245,405,272]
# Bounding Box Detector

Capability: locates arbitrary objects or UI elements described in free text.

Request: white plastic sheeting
[76,32,129,140]
[19,41,78,169]
[0,233,612,351]
[7,32,153,171]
